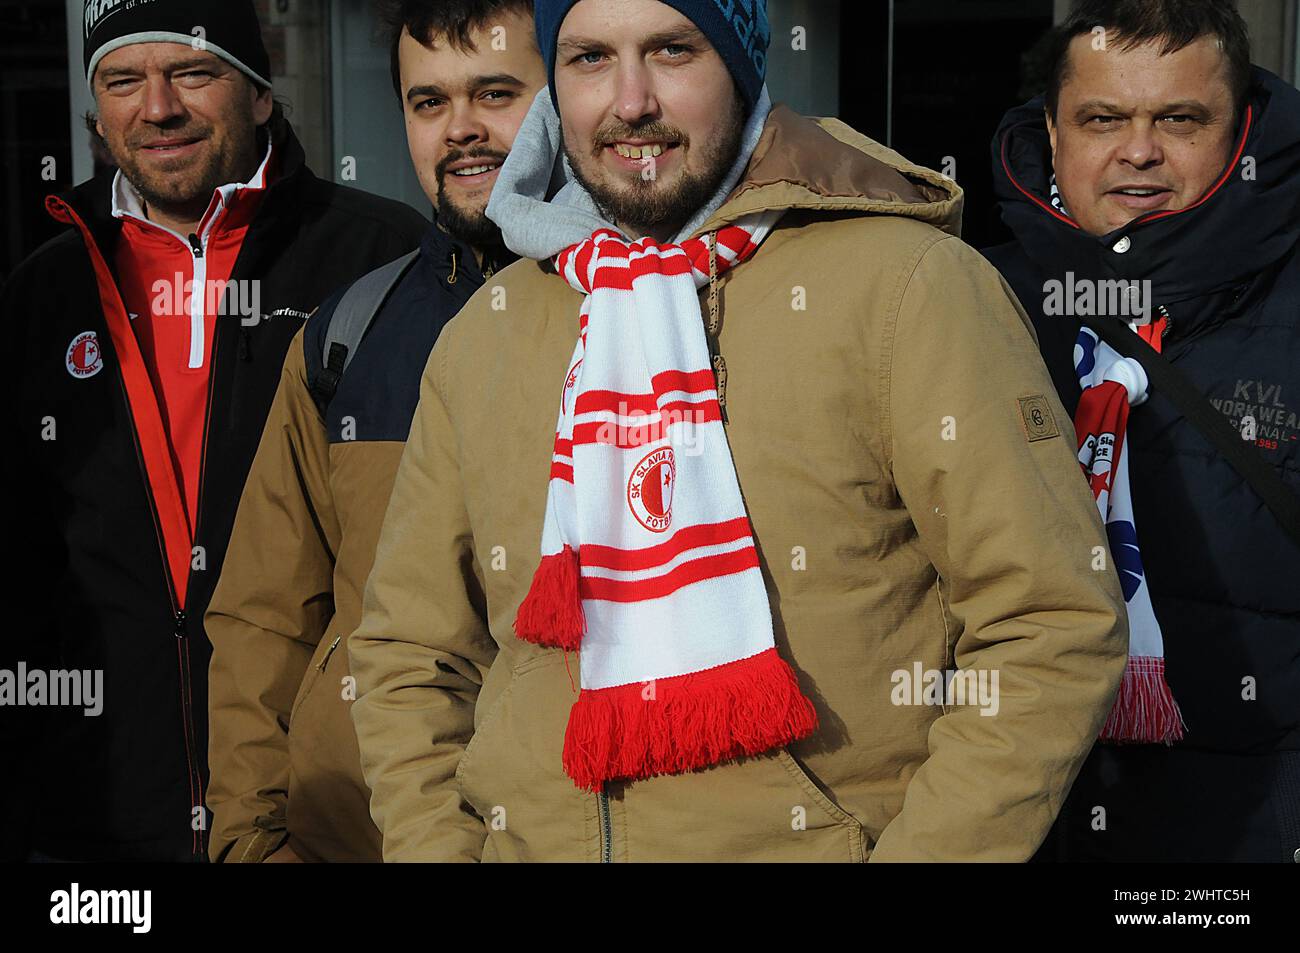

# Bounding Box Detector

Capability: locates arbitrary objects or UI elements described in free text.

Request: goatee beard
[435,186,506,249]
[564,97,746,239]
[435,147,509,249]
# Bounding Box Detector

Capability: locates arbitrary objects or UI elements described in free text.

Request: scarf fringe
[1100,655,1185,744]
[514,546,585,650]
[561,647,819,792]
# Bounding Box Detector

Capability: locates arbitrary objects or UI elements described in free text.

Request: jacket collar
[47,116,308,245]
[110,135,274,230]
[423,214,518,290]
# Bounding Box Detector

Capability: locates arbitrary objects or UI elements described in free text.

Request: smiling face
[399,9,546,247]
[554,0,747,241]
[1047,32,1238,237]
[93,43,272,230]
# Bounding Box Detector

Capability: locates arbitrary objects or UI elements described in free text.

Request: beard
[112,94,260,222]
[435,147,508,248]
[564,90,747,239]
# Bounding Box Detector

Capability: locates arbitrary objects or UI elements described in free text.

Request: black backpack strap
[1085,313,1300,548]
[309,250,419,416]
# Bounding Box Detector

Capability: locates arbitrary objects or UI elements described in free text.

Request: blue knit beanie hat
[535,0,770,113]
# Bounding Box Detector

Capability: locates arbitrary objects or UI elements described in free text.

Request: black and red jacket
[2,117,427,861]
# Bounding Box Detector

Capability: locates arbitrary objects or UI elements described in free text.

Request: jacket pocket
[288,634,342,729]
[452,663,519,794]
[776,749,871,860]
[618,744,870,862]
[453,653,590,861]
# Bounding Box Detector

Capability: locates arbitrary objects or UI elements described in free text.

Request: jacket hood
[486,86,962,262]
[695,105,962,239]
[991,67,1300,311]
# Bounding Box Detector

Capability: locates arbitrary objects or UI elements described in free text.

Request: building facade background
[3,0,1298,273]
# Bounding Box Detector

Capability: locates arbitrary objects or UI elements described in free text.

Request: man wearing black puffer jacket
[984,0,1300,862]
[2,0,426,862]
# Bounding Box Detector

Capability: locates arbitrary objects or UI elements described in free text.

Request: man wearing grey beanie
[3,0,427,861]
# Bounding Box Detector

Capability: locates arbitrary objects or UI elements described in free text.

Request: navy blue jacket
[984,68,1300,759]
[304,222,515,443]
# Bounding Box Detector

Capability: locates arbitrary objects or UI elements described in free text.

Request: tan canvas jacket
[348,105,1129,862]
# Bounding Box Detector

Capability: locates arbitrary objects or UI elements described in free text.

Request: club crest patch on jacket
[65,331,103,379]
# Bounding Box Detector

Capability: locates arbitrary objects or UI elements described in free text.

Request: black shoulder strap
[309,250,419,416]
[1085,313,1300,548]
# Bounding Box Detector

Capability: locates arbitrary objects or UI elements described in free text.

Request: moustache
[591,124,686,155]
[437,149,509,179]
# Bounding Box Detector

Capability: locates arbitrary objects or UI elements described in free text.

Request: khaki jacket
[205,335,400,862]
[350,105,1129,862]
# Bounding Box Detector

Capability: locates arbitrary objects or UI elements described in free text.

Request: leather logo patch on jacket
[1018,395,1061,442]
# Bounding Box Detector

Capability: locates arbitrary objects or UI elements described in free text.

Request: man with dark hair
[1,0,427,863]
[376,0,543,248]
[204,0,544,863]
[986,0,1300,862]
[1044,0,1253,128]
[347,0,1128,862]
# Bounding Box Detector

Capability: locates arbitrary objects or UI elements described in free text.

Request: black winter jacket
[983,68,1300,760]
[2,118,427,861]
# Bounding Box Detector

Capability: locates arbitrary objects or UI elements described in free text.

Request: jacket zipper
[56,198,208,856]
[704,230,729,423]
[120,213,216,368]
[172,314,224,858]
[186,231,208,369]
[111,362,204,856]
[172,608,203,856]
[597,790,612,862]
[317,635,342,671]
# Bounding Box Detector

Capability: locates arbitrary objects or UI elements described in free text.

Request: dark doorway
[841,0,1056,250]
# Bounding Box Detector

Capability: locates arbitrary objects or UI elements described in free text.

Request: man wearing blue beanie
[351,0,1130,862]
[526,0,770,244]
[535,0,770,112]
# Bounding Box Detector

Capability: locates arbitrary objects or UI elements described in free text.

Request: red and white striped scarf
[514,210,818,792]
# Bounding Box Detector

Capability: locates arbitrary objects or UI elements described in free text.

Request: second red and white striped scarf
[514,209,818,792]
